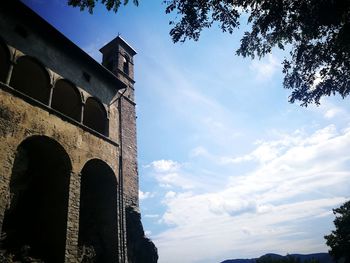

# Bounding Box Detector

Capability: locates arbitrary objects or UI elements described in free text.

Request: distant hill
[221,253,334,263]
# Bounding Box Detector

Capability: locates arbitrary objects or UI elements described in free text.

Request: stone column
[64,171,81,263]
[0,158,12,233]
[48,83,54,107]
[80,102,85,124]
[5,61,14,86]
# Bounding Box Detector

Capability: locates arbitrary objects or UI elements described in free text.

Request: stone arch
[1,135,72,263]
[78,159,118,262]
[51,79,82,121]
[0,37,10,83]
[10,56,51,104]
[83,97,108,136]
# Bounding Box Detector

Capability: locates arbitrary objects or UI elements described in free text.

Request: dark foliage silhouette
[325,200,350,263]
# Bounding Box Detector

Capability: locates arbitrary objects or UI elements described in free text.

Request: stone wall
[120,96,139,209]
[0,84,120,262]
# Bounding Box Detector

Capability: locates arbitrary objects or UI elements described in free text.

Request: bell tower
[100,35,139,207]
[100,35,137,101]
[100,35,141,261]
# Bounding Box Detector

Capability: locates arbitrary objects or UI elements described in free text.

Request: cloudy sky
[22,1,350,262]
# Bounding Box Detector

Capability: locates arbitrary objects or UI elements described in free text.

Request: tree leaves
[324,200,350,263]
[165,0,350,106]
[67,0,139,13]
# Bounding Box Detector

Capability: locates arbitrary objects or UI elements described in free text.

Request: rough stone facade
[0,2,157,262]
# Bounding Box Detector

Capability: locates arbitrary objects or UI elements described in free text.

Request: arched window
[0,39,10,83]
[79,159,118,262]
[1,136,71,262]
[51,79,82,121]
[83,97,108,136]
[10,56,50,104]
[123,55,129,75]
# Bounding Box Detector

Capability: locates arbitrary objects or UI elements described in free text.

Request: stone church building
[0,1,157,262]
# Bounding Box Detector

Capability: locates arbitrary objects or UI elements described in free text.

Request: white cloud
[153,124,350,263]
[306,99,349,120]
[139,190,155,200]
[164,191,177,199]
[145,230,152,236]
[250,54,281,81]
[200,125,340,166]
[190,146,210,158]
[144,214,159,218]
[145,160,197,190]
[324,106,345,119]
[221,140,287,164]
[148,160,180,173]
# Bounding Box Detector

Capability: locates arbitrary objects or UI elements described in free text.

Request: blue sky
[22,1,350,262]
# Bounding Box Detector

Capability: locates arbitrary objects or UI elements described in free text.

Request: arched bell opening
[1,136,72,263]
[78,159,118,262]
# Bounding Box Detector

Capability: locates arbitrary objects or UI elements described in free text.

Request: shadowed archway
[78,159,118,262]
[10,56,51,104]
[1,136,72,263]
[0,38,10,83]
[51,79,82,121]
[83,97,108,136]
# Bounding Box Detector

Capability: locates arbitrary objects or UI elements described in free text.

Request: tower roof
[99,35,137,56]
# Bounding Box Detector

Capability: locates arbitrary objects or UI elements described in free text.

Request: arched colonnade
[1,135,119,262]
[0,39,109,136]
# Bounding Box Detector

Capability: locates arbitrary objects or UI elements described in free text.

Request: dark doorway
[1,136,71,263]
[10,56,51,104]
[78,159,118,262]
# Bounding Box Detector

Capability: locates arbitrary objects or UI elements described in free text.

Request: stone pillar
[80,102,85,124]
[5,61,14,86]
[64,171,81,263]
[117,155,128,263]
[0,156,12,233]
[120,96,139,209]
[48,83,54,107]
